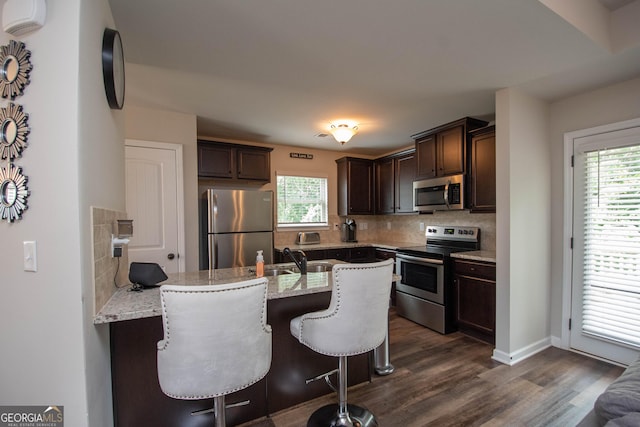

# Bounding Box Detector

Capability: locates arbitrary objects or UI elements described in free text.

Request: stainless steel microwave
[413,174,464,212]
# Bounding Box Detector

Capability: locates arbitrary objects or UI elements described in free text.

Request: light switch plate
[24,240,37,272]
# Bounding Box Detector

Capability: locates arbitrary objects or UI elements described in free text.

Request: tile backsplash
[275,212,496,250]
[92,206,129,315]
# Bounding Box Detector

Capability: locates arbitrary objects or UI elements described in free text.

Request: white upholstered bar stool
[157,278,272,427]
[290,259,394,427]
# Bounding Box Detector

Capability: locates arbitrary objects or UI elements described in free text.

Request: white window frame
[276,171,329,231]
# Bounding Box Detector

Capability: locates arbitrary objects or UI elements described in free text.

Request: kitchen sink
[263,262,334,276]
[263,267,295,276]
[290,262,334,274]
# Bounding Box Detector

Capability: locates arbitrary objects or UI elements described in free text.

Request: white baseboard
[550,335,566,349]
[492,336,552,366]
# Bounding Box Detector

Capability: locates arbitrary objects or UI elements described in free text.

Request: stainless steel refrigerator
[200,189,274,270]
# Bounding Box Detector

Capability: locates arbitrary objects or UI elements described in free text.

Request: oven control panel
[425,225,480,242]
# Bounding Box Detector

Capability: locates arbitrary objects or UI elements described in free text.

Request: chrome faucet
[283,247,307,275]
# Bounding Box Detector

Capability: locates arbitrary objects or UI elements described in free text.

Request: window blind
[582,144,640,348]
[276,174,328,227]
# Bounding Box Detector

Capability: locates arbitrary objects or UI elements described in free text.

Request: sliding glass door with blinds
[571,123,640,365]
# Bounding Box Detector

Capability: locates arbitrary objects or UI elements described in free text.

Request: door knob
[167,253,175,260]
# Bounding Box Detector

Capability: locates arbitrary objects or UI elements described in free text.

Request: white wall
[78,2,126,425]
[494,88,551,364]
[549,76,640,342]
[0,0,122,425]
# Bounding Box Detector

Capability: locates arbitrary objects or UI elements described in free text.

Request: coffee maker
[340,218,357,242]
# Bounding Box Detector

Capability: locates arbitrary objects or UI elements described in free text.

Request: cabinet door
[455,275,496,336]
[375,158,395,214]
[437,125,464,176]
[198,144,234,178]
[237,149,271,181]
[470,130,496,212]
[348,159,374,215]
[454,259,496,344]
[394,152,416,213]
[415,135,437,180]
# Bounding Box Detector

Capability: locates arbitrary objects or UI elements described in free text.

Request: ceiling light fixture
[330,123,358,145]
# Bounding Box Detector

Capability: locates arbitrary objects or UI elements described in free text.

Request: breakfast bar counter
[98,261,396,427]
[94,261,341,324]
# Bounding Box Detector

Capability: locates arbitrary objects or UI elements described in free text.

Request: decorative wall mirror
[0,102,29,160]
[0,40,33,99]
[0,162,29,222]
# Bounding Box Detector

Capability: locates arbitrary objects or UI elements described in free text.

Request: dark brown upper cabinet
[336,157,374,216]
[412,117,488,181]
[468,125,496,213]
[395,151,417,213]
[198,140,272,182]
[375,157,395,214]
[375,149,416,214]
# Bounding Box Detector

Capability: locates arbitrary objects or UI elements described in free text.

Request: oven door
[395,254,444,304]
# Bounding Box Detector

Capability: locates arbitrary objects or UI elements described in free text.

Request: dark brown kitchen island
[97,263,378,427]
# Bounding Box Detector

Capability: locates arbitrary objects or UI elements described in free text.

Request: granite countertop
[274,240,418,252]
[94,260,400,325]
[451,250,496,263]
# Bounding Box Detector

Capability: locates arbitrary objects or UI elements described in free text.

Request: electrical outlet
[419,222,425,231]
[387,222,391,230]
[362,222,368,230]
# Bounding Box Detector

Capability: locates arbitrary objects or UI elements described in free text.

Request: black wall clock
[102,28,125,109]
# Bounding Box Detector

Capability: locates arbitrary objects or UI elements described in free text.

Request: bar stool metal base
[307,404,378,427]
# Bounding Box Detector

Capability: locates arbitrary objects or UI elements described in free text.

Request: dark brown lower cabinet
[453,259,496,344]
[110,292,370,426]
[274,247,377,264]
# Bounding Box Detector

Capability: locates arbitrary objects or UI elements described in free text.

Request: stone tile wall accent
[275,212,496,251]
[92,207,129,315]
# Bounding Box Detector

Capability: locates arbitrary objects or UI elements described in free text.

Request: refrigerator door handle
[208,191,218,234]
[208,235,218,270]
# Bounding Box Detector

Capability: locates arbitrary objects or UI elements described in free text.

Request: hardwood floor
[239,309,623,427]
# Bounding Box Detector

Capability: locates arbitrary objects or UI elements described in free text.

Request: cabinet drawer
[304,249,326,261]
[349,247,375,262]
[375,249,396,260]
[454,260,495,280]
[325,248,348,261]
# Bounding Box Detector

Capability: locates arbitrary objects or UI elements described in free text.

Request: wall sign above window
[289,152,314,160]
[0,40,32,99]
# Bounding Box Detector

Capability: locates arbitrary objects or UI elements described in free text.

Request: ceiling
[109,0,640,156]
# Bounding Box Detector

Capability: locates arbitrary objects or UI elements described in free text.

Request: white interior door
[125,140,185,274]
[569,123,640,366]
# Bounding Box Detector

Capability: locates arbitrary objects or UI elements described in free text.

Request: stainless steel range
[395,225,480,334]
